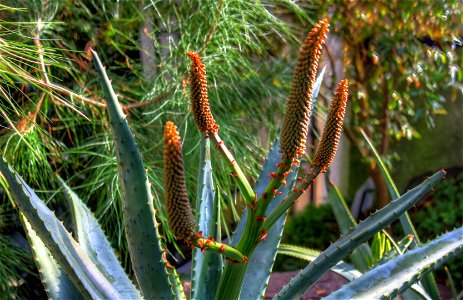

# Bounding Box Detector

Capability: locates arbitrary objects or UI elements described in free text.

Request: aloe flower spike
[312,79,349,172]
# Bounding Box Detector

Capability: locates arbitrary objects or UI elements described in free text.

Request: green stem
[263,167,320,231]
[209,132,255,205]
[214,209,260,299]
[215,167,321,299]
[192,236,247,262]
[255,156,293,219]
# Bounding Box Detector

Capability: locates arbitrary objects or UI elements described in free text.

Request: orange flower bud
[164,121,196,240]
[280,18,329,158]
[186,52,219,133]
[312,79,349,172]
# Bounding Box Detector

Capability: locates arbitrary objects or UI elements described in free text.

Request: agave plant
[0,19,461,300]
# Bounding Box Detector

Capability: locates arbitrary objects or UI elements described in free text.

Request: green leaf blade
[277,244,363,282]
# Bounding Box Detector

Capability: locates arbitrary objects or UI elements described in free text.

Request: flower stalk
[187,52,255,205]
[255,18,329,220]
[312,79,349,172]
[164,121,247,262]
[215,19,332,300]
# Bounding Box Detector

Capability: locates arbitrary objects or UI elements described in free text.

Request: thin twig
[200,0,225,55]
[322,43,337,91]
[0,55,104,116]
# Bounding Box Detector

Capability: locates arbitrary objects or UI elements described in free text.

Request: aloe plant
[1,19,461,300]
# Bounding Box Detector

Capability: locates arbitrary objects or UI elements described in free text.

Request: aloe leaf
[169,268,187,300]
[326,176,372,271]
[57,177,142,299]
[191,138,222,300]
[274,170,445,299]
[361,129,441,299]
[278,244,363,282]
[371,234,431,300]
[324,227,463,300]
[361,129,420,243]
[278,244,430,299]
[92,50,174,299]
[0,158,120,299]
[21,214,81,300]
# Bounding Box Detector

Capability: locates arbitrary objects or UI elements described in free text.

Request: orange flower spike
[280,18,330,159]
[164,121,196,240]
[312,79,349,172]
[186,52,219,133]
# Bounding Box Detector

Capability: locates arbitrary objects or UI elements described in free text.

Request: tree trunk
[369,165,390,208]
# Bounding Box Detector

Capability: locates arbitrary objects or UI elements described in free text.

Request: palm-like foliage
[0,1,317,282]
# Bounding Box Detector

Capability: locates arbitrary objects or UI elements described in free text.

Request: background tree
[316,0,462,207]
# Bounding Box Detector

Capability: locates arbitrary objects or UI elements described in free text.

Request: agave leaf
[274,170,445,299]
[21,214,81,300]
[92,50,174,299]
[361,129,441,299]
[324,227,463,300]
[57,177,142,299]
[326,176,372,271]
[0,157,120,299]
[278,244,362,282]
[230,68,325,299]
[191,138,222,300]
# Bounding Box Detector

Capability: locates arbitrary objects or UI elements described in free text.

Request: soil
[264,271,347,299]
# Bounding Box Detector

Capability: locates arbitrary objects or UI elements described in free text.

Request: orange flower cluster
[280,18,329,158]
[164,121,196,240]
[312,79,349,172]
[186,52,219,133]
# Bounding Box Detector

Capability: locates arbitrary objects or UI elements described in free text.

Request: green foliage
[322,0,462,141]
[412,171,463,236]
[286,203,339,251]
[275,203,339,270]
[314,0,463,209]
[0,235,36,299]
